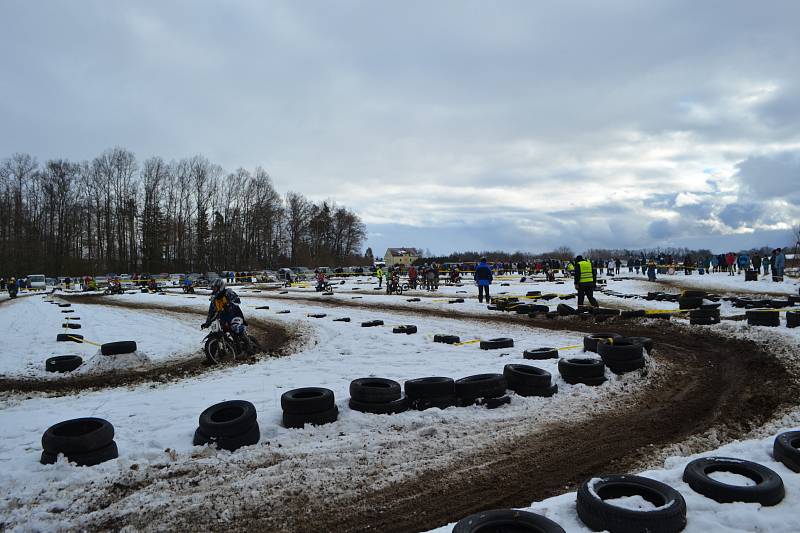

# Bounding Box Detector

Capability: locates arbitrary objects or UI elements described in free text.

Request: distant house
[384,247,421,267]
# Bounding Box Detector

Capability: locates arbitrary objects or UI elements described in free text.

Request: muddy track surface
[75,294,797,533]
[0,296,302,396]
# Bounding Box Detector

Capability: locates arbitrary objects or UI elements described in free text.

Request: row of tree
[0,149,367,276]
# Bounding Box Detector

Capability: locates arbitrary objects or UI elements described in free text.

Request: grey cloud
[718,203,764,228]
[648,220,674,239]
[734,151,800,200]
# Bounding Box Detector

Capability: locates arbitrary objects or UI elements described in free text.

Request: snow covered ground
[0,273,798,531]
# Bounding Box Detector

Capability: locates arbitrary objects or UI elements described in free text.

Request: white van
[27,274,46,290]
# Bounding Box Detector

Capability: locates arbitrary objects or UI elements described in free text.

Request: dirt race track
[34,293,798,533]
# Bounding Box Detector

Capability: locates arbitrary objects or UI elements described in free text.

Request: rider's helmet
[211,278,226,294]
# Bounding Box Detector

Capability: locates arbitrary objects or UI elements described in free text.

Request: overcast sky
[1,0,798,255]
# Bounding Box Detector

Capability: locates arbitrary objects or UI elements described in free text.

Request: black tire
[406,298,420,302]
[524,347,559,360]
[349,378,401,403]
[198,400,257,437]
[576,474,687,533]
[786,311,799,328]
[349,396,409,415]
[404,377,455,400]
[282,405,339,429]
[45,355,82,373]
[256,305,270,310]
[57,303,71,307]
[479,337,514,350]
[682,290,707,298]
[512,383,559,397]
[597,340,644,362]
[529,304,550,313]
[434,334,460,344]
[41,440,119,467]
[333,317,351,322]
[622,336,653,353]
[61,323,81,329]
[281,387,335,415]
[746,309,780,327]
[558,358,605,379]
[690,317,720,326]
[276,310,290,314]
[204,336,234,364]
[503,364,552,389]
[193,422,260,452]
[678,296,703,309]
[563,374,607,386]
[475,395,511,409]
[392,325,417,334]
[592,307,620,316]
[452,509,565,533]
[410,395,459,411]
[56,333,83,342]
[361,320,384,327]
[101,341,137,355]
[61,310,75,313]
[448,298,464,304]
[455,374,506,399]
[682,456,785,506]
[42,418,115,455]
[307,313,327,318]
[583,333,623,353]
[773,431,800,472]
[606,355,646,375]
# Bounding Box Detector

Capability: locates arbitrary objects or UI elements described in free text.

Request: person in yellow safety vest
[566,261,575,277]
[375,266,384,288]
[573,255,598,307]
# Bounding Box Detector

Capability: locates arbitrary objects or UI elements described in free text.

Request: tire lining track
[67,292,800,532]
[0,296,302,395]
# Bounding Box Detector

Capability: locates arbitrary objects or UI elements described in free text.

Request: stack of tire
[349,378,409,414]
[745,269,758,281]
[281,387,339,428]
[45,355,83,373]
[689,307,720,325]
[404,377,458,410]
[558,358,606,386]
[583,332,623,352]
[41,417,119,466]
[596,338,646,374]
[678,290,706,310]
[455,374,509,408]
[788,311,800,328]
[193,400,260,451]
[746,309,780,327]
[503,364,558,397]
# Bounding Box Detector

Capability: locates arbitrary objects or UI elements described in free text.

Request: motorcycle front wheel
[205,336,235,364]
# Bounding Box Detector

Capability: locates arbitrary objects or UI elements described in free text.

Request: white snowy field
[0,273,798,532]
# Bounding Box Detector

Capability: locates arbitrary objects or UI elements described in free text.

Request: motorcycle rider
[8,277,18,298]
[201,278,252,353]
[315,269,328,292]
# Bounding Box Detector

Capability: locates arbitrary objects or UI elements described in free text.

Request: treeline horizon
[0,149,366,276]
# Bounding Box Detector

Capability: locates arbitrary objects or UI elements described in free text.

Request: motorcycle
[103,284,124,296]
[202,315,261,364]
[182,285,195,294]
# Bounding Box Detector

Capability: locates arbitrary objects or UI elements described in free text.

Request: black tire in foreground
[349,378,401,403]
[583,333,623,353]
[479,337,514,350]
[453,507,564,532]
[558,358,606,386]
[773,431,800,472]
[198,400,257,438]
[621,336,654,353]
[45,355,83,373]
[41,441,119,467]
[193,422,260,452]
[404,377,457,410]
[101,341,137,355]
[282,406,339,429]
[576,475,687,533]
[349,396,409,415]
[56,333,83,342]
[504,364,558,398]
[281,387,335,415]
[455,373,507,403]
[786,311,799,328]
[682,456,785,506]
[523,347,559,360]
[41,418,118,466]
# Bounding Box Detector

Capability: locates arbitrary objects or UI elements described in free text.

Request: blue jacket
[737,254,749,267]
[775,253,785,269]
[474,261,493,286]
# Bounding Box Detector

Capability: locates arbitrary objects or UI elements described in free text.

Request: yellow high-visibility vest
[578,260,594,283]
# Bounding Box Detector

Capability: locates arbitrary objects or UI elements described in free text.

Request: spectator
[375,265,384,288]
[647,258,657,281]
[775,248,786,278]
[763,253,771,275]
[726,252,735,276]
[615,257,621,275]
[710,255,719,273]
[752,254,762,273]
[408,264,418,289]
[737,253,750,274]
[684,254,693,275]
[474,257,493,303]
[574,255,599,307]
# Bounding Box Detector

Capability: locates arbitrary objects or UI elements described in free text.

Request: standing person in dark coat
[573,255,598,307]
[474,257,493,303]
